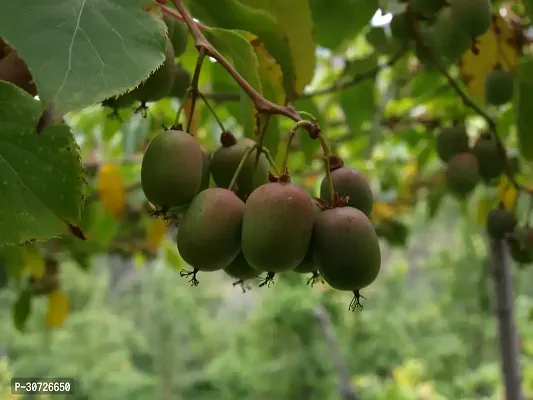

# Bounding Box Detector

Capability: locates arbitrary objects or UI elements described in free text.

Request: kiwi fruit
[449,0,492,38]
[141,129,204,209]
[486,207,516,240]
[163,14,189,57]
[471,133,505,181]
[485,68,514,106]
[436,125,470,163]
[130,38,176,103]
[177,188,245,271]
[445,152,480,197]
[241,180,315,273]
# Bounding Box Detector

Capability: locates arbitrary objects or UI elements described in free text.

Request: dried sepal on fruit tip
[349,290,366,311]
[278,173,291,183]
[169,122,184,131]
[220,131,237,147]
[268,172,279,182]
[258,272,276,287]
[308,123,321,140]
[180,268,199,286]
[328,155,345,172]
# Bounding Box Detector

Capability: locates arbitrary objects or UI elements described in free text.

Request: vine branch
[169,0,303,123]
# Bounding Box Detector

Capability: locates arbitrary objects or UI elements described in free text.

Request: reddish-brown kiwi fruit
[141,129,204,209]
[210,132,270,201]
[486,206,516,240]
[241,179,315,273]
[130,38,176,103]
[320,163,374,216]
[294,202,322,274]
[507,227,533,265]
[471,133,505,182]
[224,251,260,281]
[0,50,37,96]
[177,188,245,271]
[445,152,480,197]
[312,206,381,292]
[436,125,470,163]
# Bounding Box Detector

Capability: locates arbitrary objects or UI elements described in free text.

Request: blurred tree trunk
[490,239,523,400]
[312,304,359,400]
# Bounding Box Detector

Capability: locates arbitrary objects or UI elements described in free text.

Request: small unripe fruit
[485,69,514,106]
[436,125,470,163]
[445,152,480,197]
[449,0,492,38]
[486,207,516,240]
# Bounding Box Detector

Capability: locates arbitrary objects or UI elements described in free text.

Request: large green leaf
[187,0,297,97]
[205,28,262,138]
[0,0,168,114]
[0,82,85,246]
[339,56,378,136]
[250,38,285,158]
[309,0,378,50]
[515,56,533,161]
[239,0,316,96]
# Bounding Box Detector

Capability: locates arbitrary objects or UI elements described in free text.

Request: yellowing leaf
[22,244,45,279]
[460,14,519,100]
[45,290,69,329]
[498,178,518,209]
[372,201,395,221]
[145,218,169,254]
[97,164,125,221]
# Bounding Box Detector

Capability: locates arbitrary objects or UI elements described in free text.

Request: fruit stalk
[198,92,226,132]
[281,120,316,174]
[318,134,335,205]
[228,144,258,191]
[185,49,207,133]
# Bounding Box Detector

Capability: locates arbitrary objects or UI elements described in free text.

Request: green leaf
[250,39,285,158]
[293,98,323,163]
[0,82,85,246]
[515,56,533,160]
[187,0,297,97]
[12,289,32,332]
[210,62,243,127]
[205,28,261,138]
[239,0,316,96]
[0,0,168,114]
[309,0,378,50]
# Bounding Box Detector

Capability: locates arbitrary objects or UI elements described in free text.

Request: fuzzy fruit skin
[224,251,260,280]
[486,208,516,240]
[163,14,189,57]
[141,130,204,208]
[471,136,504,181]
[445,152,480,196]
[313,207,381,291]
[169,64,191,99]
[431,7,472,60]
[390,13,411,45]
[293,247,316,273]
[241,182,315,272]
[210,138,270,201]
[130,39,176,103]
[485,69,514,106]
[320,167,373,216]
[449,0,492,38]
[177,188,245,271]
[199,151,211,192]
[436,126,470,163]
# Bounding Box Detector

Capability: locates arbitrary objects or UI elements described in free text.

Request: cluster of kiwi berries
[391,0,515,106]
[140,128,382,310]
[436,125,532,265]
[102,13,192,113]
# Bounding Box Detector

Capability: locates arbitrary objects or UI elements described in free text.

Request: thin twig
[169,0,303,123]
[160,5,209,31]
